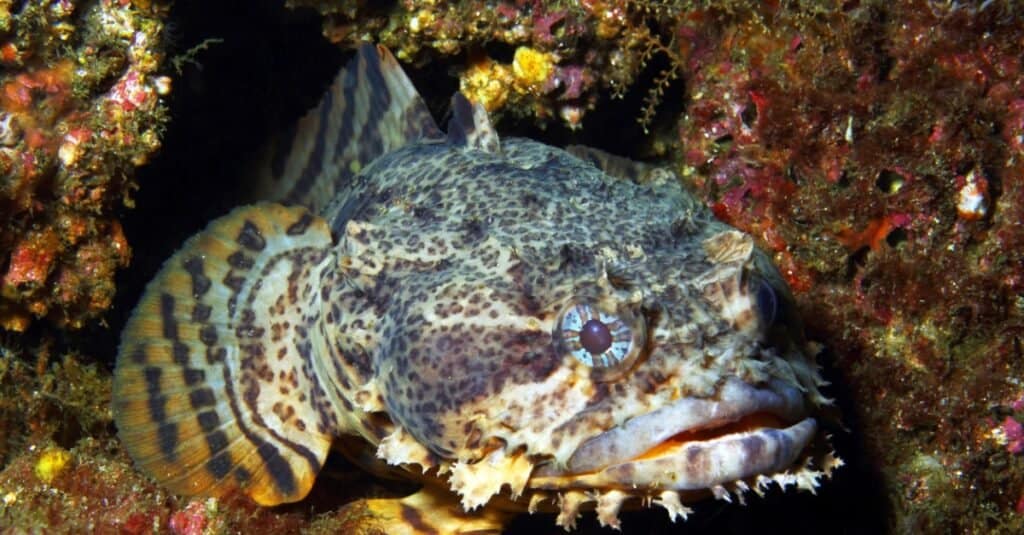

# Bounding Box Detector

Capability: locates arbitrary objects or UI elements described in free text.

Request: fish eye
[557,303,645,374]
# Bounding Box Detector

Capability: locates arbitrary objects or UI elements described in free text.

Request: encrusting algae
[0,0,169,331]
[32,447,71,485]
[511,46,555,93]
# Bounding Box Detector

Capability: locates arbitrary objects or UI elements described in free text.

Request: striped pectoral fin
[113,202,338,505]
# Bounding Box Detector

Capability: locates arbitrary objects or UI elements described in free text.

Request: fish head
[360,193,834,518]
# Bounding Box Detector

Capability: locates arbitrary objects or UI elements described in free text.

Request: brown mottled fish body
[113,44,839,532]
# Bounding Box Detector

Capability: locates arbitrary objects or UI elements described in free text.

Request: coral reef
[285,0,664,128]
[3,0,1024,533]
[661,1,1024,532]
[0,437,312,533]
[0,336,111,468]
[0,0,169,331]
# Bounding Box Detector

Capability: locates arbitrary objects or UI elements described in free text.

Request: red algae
[285,0,680,127]
[663,1,1024,531]
[0,0,169,331]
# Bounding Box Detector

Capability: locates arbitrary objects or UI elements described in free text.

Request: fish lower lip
[560,377,808,475]
[530,418,817,491]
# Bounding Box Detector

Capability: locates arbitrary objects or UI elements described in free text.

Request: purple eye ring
[558,303,637,368]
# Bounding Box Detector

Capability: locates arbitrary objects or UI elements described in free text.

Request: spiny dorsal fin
[256,43,442,213]
[447,92,500,153]
[113,203,336,505]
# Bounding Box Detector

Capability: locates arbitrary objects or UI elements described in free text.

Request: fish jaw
[529,377,817,492]
[530,419,817,492]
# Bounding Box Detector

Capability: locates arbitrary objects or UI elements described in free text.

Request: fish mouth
[529,377,816,492]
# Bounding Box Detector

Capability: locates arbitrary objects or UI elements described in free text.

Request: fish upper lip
[545,377,809,476]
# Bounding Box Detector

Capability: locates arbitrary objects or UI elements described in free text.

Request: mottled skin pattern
[113,44,835,533]
[320,138,796,462]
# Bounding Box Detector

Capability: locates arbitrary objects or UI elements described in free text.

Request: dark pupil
[580,319,613,354]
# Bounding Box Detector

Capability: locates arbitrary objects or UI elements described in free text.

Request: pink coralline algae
[0,1,169,331]
[106,69,158,113]
[169,500,208,535]
[532,8,568,45]
[1001,417,1024,455]
[546,65,591,101]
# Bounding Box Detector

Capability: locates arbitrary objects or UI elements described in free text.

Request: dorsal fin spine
[447,92,501,153]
